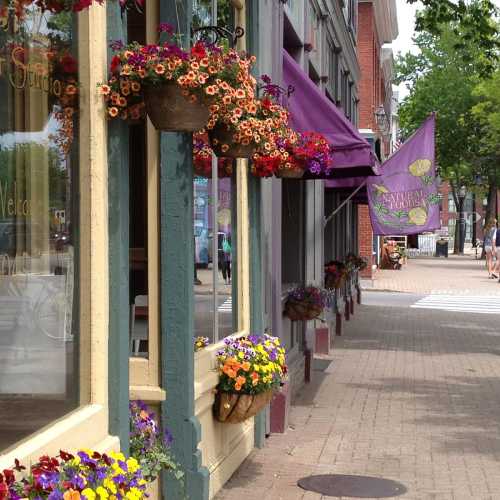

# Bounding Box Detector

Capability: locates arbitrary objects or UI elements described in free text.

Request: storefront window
[194,174,236,343]
[0,9,80,451]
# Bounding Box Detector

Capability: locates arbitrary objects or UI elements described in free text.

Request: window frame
[0,8,117,467]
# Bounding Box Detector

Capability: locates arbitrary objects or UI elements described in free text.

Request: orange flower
[121,64,131,75]
[131,81,141,92]
[241,361,251,371]
[100,84,111,95]
[138,68,146,78]
[63,489,81,500]
[155,64,165,75]
[236,376,246,386]
[65,84,77,95]
[108,107,119,117]
[235,383,242,391]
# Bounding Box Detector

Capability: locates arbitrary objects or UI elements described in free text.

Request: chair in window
[130,294,148,355]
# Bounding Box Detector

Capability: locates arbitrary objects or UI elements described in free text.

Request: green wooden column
[246,0,266,450]
[159,1,209,499]
[107,4,130,455]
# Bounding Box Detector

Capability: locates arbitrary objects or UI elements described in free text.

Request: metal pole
[211,0,219,343]
[324,180,367,228]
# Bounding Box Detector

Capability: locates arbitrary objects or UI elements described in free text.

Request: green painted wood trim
[107,5,130,455]
[248,175,266,448]
[159,3,209,499]
[160,132,209,500]
[246,0,266,449]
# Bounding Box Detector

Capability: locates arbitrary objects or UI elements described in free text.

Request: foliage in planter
[101,25,256,126]
[215,334,287,395]
[345,253,368,271]
[289,131,334,177]
[250,127,299,178]
[207,76,290,157]
[0,450,147,500]
[193,133,233,178]
[0,0,103,17]
[324,261,347,289]
[129,400,183,484]
[284,285,333,320]
[194,335,210,352]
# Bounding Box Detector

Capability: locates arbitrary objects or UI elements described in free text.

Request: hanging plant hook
[191,26,245,48]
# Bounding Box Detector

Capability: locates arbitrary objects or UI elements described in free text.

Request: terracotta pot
[209,125,256,159]
[276,167,305,179]
[214,390,274,423]
[284,297,323,321]
[143,82,210,132]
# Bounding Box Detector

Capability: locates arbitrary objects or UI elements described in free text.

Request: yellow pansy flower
[96,487,109,499]
[82,488,96,500]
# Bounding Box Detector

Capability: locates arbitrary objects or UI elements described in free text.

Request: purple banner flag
[367,114,440,236]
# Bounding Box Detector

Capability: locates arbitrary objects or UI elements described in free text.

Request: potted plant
[345,253,368,271]
[277,131,334,178]
[213,334,287,423]
[324,261,347,289]
[193,133,233,178]
[129,401,183,484]
[101,26,257,132]
[1,450,148,499]
[207,77,290,159]
[284,285,331,321]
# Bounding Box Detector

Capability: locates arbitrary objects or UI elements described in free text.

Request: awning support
[324,180,367,228]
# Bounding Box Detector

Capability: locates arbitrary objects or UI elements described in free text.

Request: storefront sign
[0,180,30,217]
[367,114,440,236]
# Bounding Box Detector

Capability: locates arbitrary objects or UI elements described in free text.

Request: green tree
[407,0,500,75]
[395,25,485,252]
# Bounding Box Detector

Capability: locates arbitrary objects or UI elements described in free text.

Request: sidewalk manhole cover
[297,474,407,498]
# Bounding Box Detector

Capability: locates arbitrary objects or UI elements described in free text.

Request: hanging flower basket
[143,82,210,132]
[214,334,287,424]
[284,285,331,321]
[193,133,233,177]
[276,166,305,179]
[214,390,274,423]
[209,124,256,159]
[284,297,323,321]
[325,261,347,289]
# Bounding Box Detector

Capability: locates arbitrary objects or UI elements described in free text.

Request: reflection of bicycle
[0,253,74,342]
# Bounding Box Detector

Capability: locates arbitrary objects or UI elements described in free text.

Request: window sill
[0,404,113,469]
[129,385,166,402]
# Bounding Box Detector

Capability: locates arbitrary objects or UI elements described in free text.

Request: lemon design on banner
[408,158,432,177]
[408,206,428,225]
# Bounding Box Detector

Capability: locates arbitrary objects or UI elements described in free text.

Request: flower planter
[325,273,346,290]
[284,297,323,321]
[214,390,274,423]
[276,167,305,179]
[209,125,256,159]
[143,82,210,132]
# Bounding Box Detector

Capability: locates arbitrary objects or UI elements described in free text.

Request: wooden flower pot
[143,82,210,132]
[276,167,305,179]
[214,390,274,423]
[284,298,323,321]
[209,125,256,159]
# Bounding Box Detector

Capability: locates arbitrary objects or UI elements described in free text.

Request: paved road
[216,293,500,500]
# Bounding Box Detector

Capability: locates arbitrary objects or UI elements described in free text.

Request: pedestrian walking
[495,222,500,283]
[219,235,231,285]
[483,218,497,279]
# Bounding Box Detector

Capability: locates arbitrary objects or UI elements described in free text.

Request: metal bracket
[191,25,245,48]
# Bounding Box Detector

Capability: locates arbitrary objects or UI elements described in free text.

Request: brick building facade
[356,0,398,277]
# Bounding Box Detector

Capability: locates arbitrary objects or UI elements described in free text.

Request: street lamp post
[458,185,467,254]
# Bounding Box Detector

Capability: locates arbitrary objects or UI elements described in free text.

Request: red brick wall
[357,2,379,278]
[358,205,373,277]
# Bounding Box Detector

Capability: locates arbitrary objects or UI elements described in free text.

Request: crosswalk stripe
[218,297,232,312]
[411,295,500,315]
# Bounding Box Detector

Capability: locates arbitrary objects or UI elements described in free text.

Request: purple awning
[283,50,379,178]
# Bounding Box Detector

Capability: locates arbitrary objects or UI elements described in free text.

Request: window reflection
[0,10,80,451]
[193,173,235,344]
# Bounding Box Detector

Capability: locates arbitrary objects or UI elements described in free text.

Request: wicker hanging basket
[214,390,274,423]
[143,82,210,132]
[325,273,346,290]
[284,297,323,321]
[209,125,256,159]
[276,167,305,179]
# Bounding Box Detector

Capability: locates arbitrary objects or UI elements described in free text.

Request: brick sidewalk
[215,302,500,500]
[362,255,500,295]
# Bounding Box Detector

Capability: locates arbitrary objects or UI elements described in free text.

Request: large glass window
[0,8,80,451]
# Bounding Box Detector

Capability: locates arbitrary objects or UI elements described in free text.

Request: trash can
[435,239,449,258]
